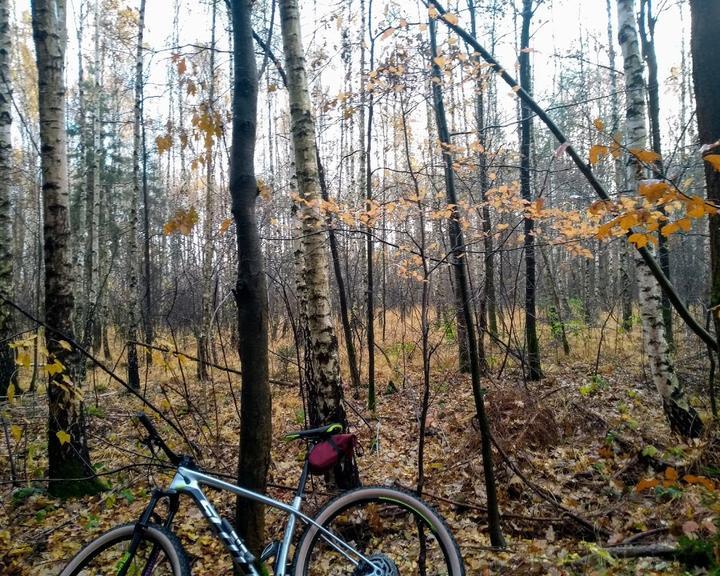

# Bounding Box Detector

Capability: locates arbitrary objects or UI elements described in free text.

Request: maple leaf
[638,179,671,203]
[628,233,649,248]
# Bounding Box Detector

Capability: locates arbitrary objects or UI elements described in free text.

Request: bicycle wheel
[59,522,191,576]
[292,486,465,576]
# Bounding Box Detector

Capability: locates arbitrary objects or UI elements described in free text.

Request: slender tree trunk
[690,0,720,418]
[32,0,104,496]
[0,0,14,398]
[364,0,377,407]
[617,0,702,438]
[127,0,145,390]
[317,148,362,398]
[82,0,100,352]
[230,0,272,557]
[519,0,543,380]
[468,0,494,369]
[198,0,218,381]
[278,0,358,489]
[639,0,672,347]
[429,15,505,547]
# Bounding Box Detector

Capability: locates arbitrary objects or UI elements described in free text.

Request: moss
[47,459,107,499]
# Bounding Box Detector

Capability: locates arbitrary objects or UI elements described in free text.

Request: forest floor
[1,317,719,575]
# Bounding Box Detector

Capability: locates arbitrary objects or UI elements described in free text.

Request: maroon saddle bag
[307,434,356,475]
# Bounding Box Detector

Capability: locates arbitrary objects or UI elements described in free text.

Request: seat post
[295,458,310,498]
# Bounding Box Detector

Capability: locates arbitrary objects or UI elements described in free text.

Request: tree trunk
[639,0,672,347]
[32,0,104,496]
[127,0,145,391]
[279,0,358,489]
[230,0,272,557]
[519,0,543,380]
[317,149,362,398]
[429,15,505,547]
[690,0,720,418]
[198,0,218,382]
[617,0,702,438]
[0,0,14,398]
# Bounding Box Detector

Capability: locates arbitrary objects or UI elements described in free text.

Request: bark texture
[230,0,272,556]
[279,0,357,489]
[32,0,104,496]
[0,0,15,398]
[127,0,145,390]
[690,0,720,417]
[519,0,542,380]
[617,0,702,438]
[429,15,505,547]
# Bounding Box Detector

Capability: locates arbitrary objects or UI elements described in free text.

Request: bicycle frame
[140,463,375,576]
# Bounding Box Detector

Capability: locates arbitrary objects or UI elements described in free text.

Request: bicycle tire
[292,485,465,576]
[59,522,191,576]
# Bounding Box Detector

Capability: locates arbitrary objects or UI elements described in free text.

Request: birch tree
[127,0,145,390]
[278,0,357,488]
[0,0,13,398]
[617,0,702,438]
[32,0,104,496]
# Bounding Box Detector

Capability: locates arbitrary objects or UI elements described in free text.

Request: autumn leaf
[665,466,678,482]
[628,233,649,248]
[176,57,187,76]
[629,148,662,164]
[219,218,233,235]
[433,55,447,67]
[58,340,72,351]
[442,12,459,25]
[661,222,679,237]
[10,425,21,442]
[703,154,720,172]
[7,382,14,403]
[635,478,659,492]
[428,6,439,19]
[589,144,608,165]
[56,430,71,446]
[593,118,605,131]
[638,180,671,203]
[156,134,173,154]
[380,27,395,40]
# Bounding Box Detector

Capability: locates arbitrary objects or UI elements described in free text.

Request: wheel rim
[71,534,177,575]
[302,497,455,576]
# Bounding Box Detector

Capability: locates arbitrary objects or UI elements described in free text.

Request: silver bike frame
[168,467,374,576]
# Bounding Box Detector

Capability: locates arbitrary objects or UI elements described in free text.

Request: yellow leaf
[7,382,15,403]
[629,148,662,164]
[638,180,671,203]
[665,466,678,481]
[58,340,72,351]
[686,197,706,219]
[589,144,609,165]
[628,233,649,248]
[593,118,605,131]
[10,425,21,442]
[16,351,31,367]
[381,27,395,40]
[428,6,439,19]
[442,12,459,25]
[677,217,692,232]
[433,55,447,67]
[56,430,71,446]
[661,222,679,237]
[703,154,720,172]
[619,212,639,231]
[267,83,278,93]
[45,359,65,376]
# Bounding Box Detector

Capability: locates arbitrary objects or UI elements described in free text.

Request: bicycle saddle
[284,423,343,441]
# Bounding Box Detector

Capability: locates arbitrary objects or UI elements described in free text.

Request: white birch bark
[278,0,346,427]
[617,0,702,437]
[0,0,14,396]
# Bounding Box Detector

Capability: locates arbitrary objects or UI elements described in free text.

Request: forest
[1,0,720,573]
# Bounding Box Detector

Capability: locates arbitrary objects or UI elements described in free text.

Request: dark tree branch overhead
[425,0,717,351]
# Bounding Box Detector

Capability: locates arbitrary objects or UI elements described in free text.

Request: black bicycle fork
[117,489,179,576]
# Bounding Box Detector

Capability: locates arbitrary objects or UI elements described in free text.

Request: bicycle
[59,413,466,575]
